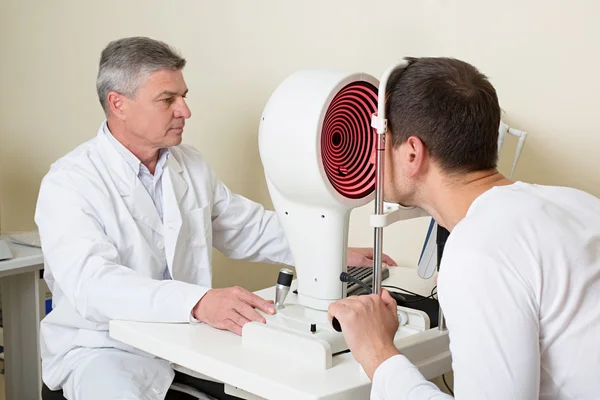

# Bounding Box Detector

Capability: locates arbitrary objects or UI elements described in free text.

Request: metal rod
[371,60,409,297]
[373,132,386,295]
[438,307,447,331]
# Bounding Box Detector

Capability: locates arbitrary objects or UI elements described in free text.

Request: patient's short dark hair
[386,57,501,173]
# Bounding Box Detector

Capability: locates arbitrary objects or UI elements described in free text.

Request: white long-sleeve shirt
[371,182,600,399]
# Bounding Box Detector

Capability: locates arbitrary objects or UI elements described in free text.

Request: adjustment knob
[274,268,294,309]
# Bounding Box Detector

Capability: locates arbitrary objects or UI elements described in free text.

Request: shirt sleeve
[371,355,453,399]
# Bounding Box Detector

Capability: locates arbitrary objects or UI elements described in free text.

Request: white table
[0,237,44,400]
[110,267,451,400]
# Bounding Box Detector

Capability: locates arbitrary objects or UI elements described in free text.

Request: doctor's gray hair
[96,37,186,114]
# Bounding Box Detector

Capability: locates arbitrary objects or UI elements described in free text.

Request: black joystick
[331,317,342,332]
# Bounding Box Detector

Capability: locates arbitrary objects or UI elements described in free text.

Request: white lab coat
[35,123,293,397]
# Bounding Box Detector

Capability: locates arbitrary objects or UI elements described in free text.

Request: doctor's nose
[174,98,192,119]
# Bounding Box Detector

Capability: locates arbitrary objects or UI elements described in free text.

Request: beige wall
[1,0,598,292]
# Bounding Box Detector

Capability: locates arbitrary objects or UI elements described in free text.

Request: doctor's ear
[107,92,126,120]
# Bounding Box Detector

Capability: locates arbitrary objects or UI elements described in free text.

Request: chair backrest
[41,384,67,400]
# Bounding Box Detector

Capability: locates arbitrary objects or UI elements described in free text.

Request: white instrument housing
[259,70,379,310]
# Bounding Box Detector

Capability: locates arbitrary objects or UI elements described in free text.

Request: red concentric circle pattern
[321,81,378,199]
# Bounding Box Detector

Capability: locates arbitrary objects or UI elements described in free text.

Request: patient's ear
[404,136,427,177]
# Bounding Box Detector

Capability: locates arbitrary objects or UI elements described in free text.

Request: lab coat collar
[95,122,186,236]
[162,156,188,271]
[164,152,188,206]
[102,121,142,175]
[102,121,172,178]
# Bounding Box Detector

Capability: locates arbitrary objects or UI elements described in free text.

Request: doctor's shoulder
[46,136,98,170]
[40,138,108,194]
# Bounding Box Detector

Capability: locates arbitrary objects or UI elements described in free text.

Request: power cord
[339,272,407,303]
[338,272,438,306]
[383,284,429,298]
[339,272,372,294]
[431,285,437,300]
[442,374,454,396]
[383,284,438,304]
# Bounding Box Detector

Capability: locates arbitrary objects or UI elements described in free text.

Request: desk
[0,237,44,400]
[110,268,451,399]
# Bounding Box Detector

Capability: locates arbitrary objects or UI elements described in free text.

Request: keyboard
[8,231,41,248]
[0,240,13,261]
[347,266,390,295]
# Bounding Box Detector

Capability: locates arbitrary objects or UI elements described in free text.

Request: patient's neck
[419,169,513,231]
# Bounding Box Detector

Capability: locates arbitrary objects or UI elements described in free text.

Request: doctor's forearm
[92,279,207,323]
[64,262,209,323]
[213,207,294,265]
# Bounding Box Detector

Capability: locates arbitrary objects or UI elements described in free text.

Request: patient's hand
[192,287,275,336]
[328,289,400,380]
[347,247,397,267]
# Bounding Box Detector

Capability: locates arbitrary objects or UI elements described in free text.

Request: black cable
[339,273,407,302]
[382,284,438,305]
[300,276,439,305]
[339,272,372,294]
[443,374,454,396]
[383,285,431,299]
[397,293,436,304]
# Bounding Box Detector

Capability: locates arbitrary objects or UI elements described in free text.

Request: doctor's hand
[328,289,400,380]
[192,287,276,336]
[347,247,398,268]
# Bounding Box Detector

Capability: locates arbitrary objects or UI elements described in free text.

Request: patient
[329,57,600,399]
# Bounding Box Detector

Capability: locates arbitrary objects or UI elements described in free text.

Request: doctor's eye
[162,98,174,105]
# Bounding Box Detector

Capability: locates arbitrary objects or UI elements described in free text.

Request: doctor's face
[122,69,192,149]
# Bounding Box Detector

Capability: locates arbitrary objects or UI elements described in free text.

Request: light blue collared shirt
[103,121,172,279]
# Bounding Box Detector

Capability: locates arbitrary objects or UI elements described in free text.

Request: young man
[329,57,600,399]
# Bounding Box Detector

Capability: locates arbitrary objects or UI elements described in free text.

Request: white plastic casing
[259,70,379,311]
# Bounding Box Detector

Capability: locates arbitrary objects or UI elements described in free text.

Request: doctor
[328,57,600,399]
[35,36,396,400]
